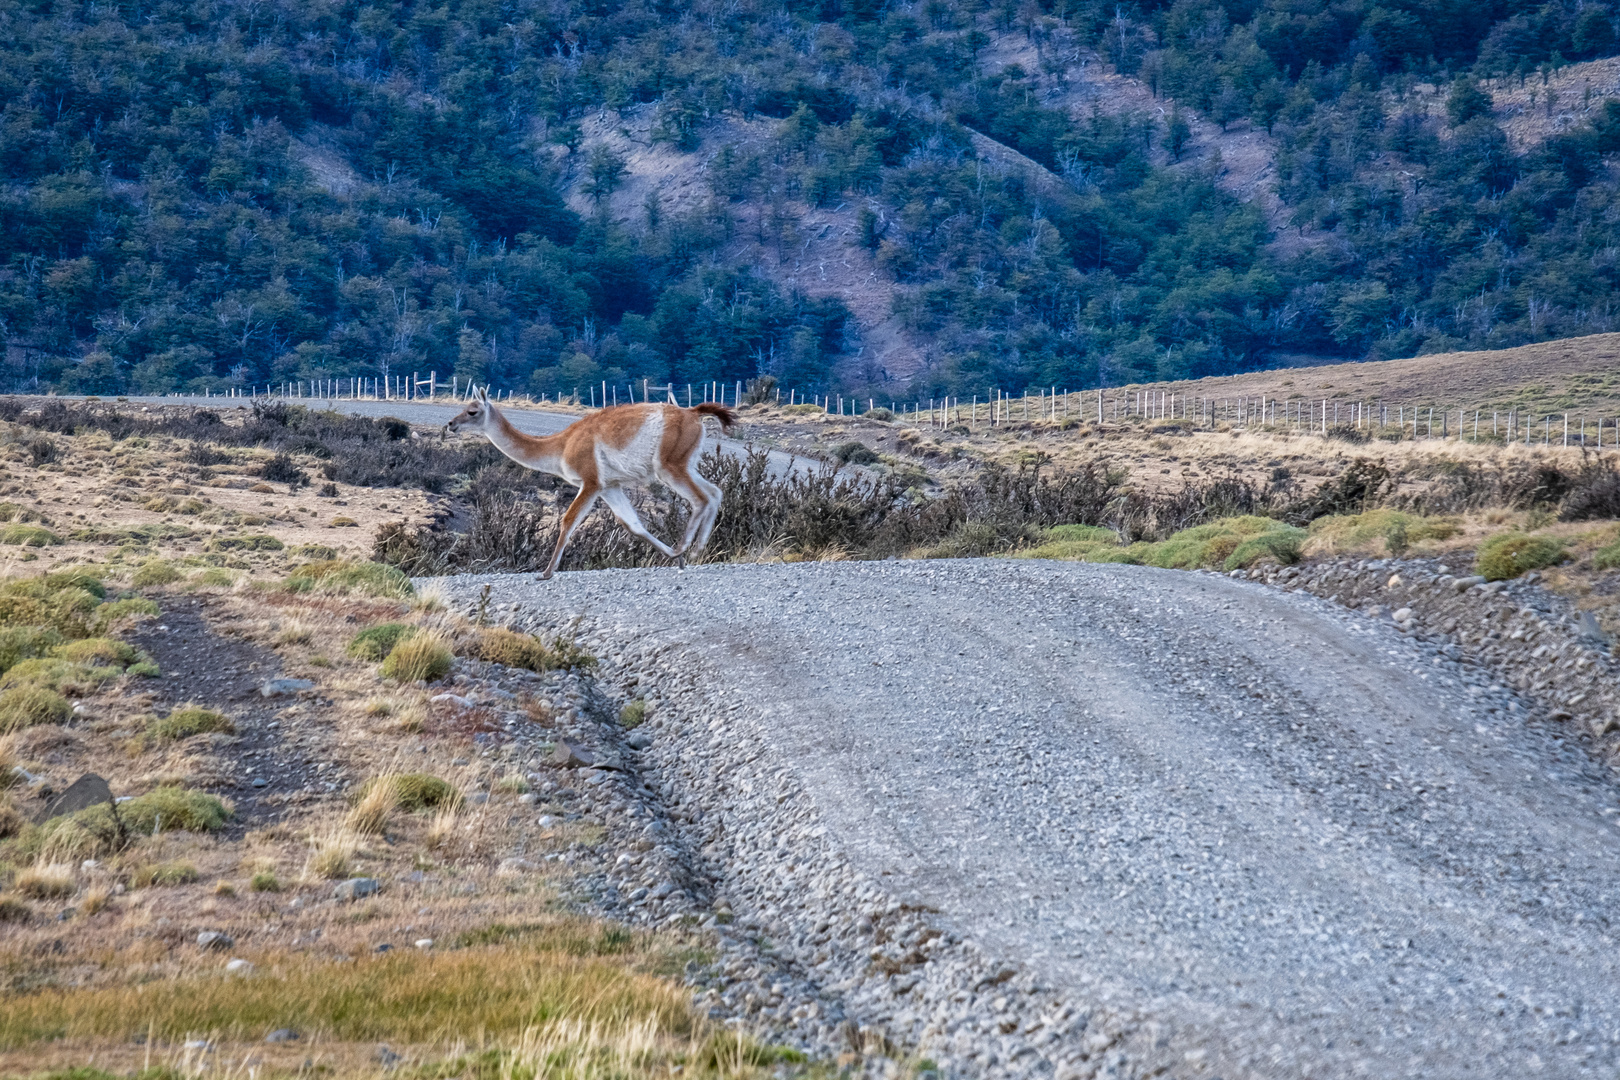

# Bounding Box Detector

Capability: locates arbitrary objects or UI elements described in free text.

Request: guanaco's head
[445,387,494,436]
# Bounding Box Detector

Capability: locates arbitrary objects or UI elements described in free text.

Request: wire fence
[165,376,1619,449]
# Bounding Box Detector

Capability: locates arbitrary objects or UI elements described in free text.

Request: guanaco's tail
[692,402,737,432]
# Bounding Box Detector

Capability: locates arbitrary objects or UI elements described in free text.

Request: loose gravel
[438,560,1620,1079]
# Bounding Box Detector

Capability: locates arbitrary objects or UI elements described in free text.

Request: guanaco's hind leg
[542,485,600,580]
[598,487,679,560]
[662,464,722,556]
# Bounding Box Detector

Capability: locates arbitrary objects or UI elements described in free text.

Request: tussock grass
[184,567,237,590]
[0,929,703,1053]
[250,871,282,892]
[305,827,360,880]
[129,861,198,888]
[144,705,234,743]
[469,627,594,673]
[381,631,453,683]
[1304,509,1461,557]
[50,637,138,666]
[368,773,461,813]
[0,626,63,676]
[1020,515,1306,571]
[285,559,412,599]
[1478,532,1567,580]
[346,622,414,661]
[14,862,75,899]
[129,559,181,588]
[0,684,70,732]
[346,776,400,836]
[0,524,59,547]
[273,618,315,646]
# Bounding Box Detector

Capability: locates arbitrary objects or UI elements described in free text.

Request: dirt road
[445,559,1620,1077]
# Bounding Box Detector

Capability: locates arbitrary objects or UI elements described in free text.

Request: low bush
[286,559,412,599]
[0,897,29,923]
[346,622,416,660]
[381,632,453,682]
[145,705,234,742]
[0,685,71,732]
[250,872,282,892]
[831,441,879,466]
[205,533,284,552]
[619,699,647,728]
[1477,532,1566,581]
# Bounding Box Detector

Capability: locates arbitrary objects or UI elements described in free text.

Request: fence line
[160,377,1617,449]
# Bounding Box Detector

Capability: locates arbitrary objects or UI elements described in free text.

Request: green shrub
[0,525,60,547]
[619,699,648,728]
[51,637,138,666]
[362,773,461,812]
[864,407,894,422]
[286,559,412,599]
[381,632,452,682]
[1477,532,1566,581]
[1223,527,1307,570]
[832,440,879,465]
[250,872,282,892]
[131,861,200,888]
[0,627,63,675]
[91,597,160,633]
[1594,538,1620,571]
[41,571,105,599]
[0,685,70,732]
[130,560,182,588]
[145,706,234,742]
[120,787,231,833]
[346,622,416,661]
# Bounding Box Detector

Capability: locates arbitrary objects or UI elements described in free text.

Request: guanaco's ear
[476,385,490,405]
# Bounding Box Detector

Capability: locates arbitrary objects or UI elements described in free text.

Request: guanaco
[445,387,736,578]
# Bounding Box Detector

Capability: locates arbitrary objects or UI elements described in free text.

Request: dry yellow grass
[0,929,702,1052]
[347,775,400,836]
[14,862,75,899]
[1100,334,1620,416]
[304,827,361,881]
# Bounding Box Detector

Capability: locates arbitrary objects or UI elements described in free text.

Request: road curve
[450,559,1620,1078]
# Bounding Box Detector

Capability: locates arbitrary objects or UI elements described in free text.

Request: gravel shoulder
[439,560,1620,1078]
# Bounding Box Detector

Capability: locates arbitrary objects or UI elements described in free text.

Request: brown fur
[446,393,730,578]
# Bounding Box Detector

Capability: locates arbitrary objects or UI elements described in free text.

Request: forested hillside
[6,0,1620,398]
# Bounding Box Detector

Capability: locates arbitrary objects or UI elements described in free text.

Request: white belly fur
[595,411,665,485]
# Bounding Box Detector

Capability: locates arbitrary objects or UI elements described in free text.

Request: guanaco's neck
[483,405,565,474]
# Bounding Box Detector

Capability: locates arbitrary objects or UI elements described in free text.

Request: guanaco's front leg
[541,485,599,580]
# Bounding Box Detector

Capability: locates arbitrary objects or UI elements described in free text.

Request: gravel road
[447,559,1620,1077]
